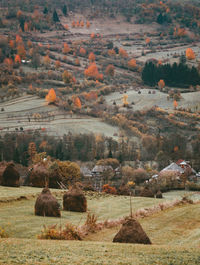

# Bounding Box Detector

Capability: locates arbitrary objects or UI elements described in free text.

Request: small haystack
[63,186,87,212]
[0,162,20,187]
[139,187,154,198]
[35,187,61,217]
[113,217,151,244]
[29,163,49,187]
[156,190,163,199]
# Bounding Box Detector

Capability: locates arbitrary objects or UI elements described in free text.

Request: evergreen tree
[157,13,163,24]
[43,7,48,14]
[53,10,59,22]
[62,5,68,16]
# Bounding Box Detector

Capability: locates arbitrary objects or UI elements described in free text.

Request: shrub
[102,184,117,194]
[83,213,98,233]
[185,181,200,191]
[38,223,82,240]
[0,226,9,238]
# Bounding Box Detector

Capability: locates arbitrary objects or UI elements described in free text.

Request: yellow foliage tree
[123,95,128,106]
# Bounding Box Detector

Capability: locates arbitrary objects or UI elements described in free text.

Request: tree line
[142,61,200,88]
[0,131,200,170]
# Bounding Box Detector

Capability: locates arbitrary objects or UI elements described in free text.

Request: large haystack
[35,188,61,217]
[63,186,87,212]
[139,187,154,198]
[0,162,20,187]
[29,163,49,187]
[113,217,151,244]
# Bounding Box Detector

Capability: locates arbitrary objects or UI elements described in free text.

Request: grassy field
[85,203,200,247]
[0,186,199,239]
[0,238,200,265]
[0,186,169,238]
[0,186,200,264]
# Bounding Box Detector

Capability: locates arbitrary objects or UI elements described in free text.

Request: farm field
[0,95,119,138]
[105,89,200,112]
[0,238,200,265]
[0,187,200,264]
[0,186,199,239]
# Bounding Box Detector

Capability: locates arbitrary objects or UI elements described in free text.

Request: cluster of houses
[81,159,200,191]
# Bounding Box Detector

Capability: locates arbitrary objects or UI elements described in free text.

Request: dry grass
[85,202,200,248]
[0,238,200,265]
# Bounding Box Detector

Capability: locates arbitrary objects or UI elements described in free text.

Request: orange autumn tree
[90,33,95,39]
[84,91,98,101]
[16,34,23,45]
[108,49,116,56]
[79,47,86,56]
[105,64,115,76]
[73,96,82,108]
[15,54,21,64]
[64,24,69,30]
[158,79,165,89]
[71,21,76,28]
[74,58,80,66]
[9,40,15,49]
[86,21,90,28]
[145,38,150,45]
[173,100,178,109]
[185,48,195,60]
[43,55,50,67]
[84,62,103,80]
[76,20,80,27]
[45,88,56,104]
[55,60,61,69]
[119,48,128,58]
[24,22,29,32]
[128,59,136,69]
[63,43,71,54]
[88,52,95,62]
[17,44,26,59]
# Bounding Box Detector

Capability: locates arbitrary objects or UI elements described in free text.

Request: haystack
[156,190,163,198]
[63,186,87,212]
[35,187,61,217]
[139,187,154,198]
[0,162,20,187]
[113,217,151,244]
[29,163,49,187]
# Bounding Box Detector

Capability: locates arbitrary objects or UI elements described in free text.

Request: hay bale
[0,162,20,187]
[139,187,154,198]
[156,190,163,198]
[29,163,49,187]
[113,217,151,244]
[63,186,87,212]
[35,188,61,217]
